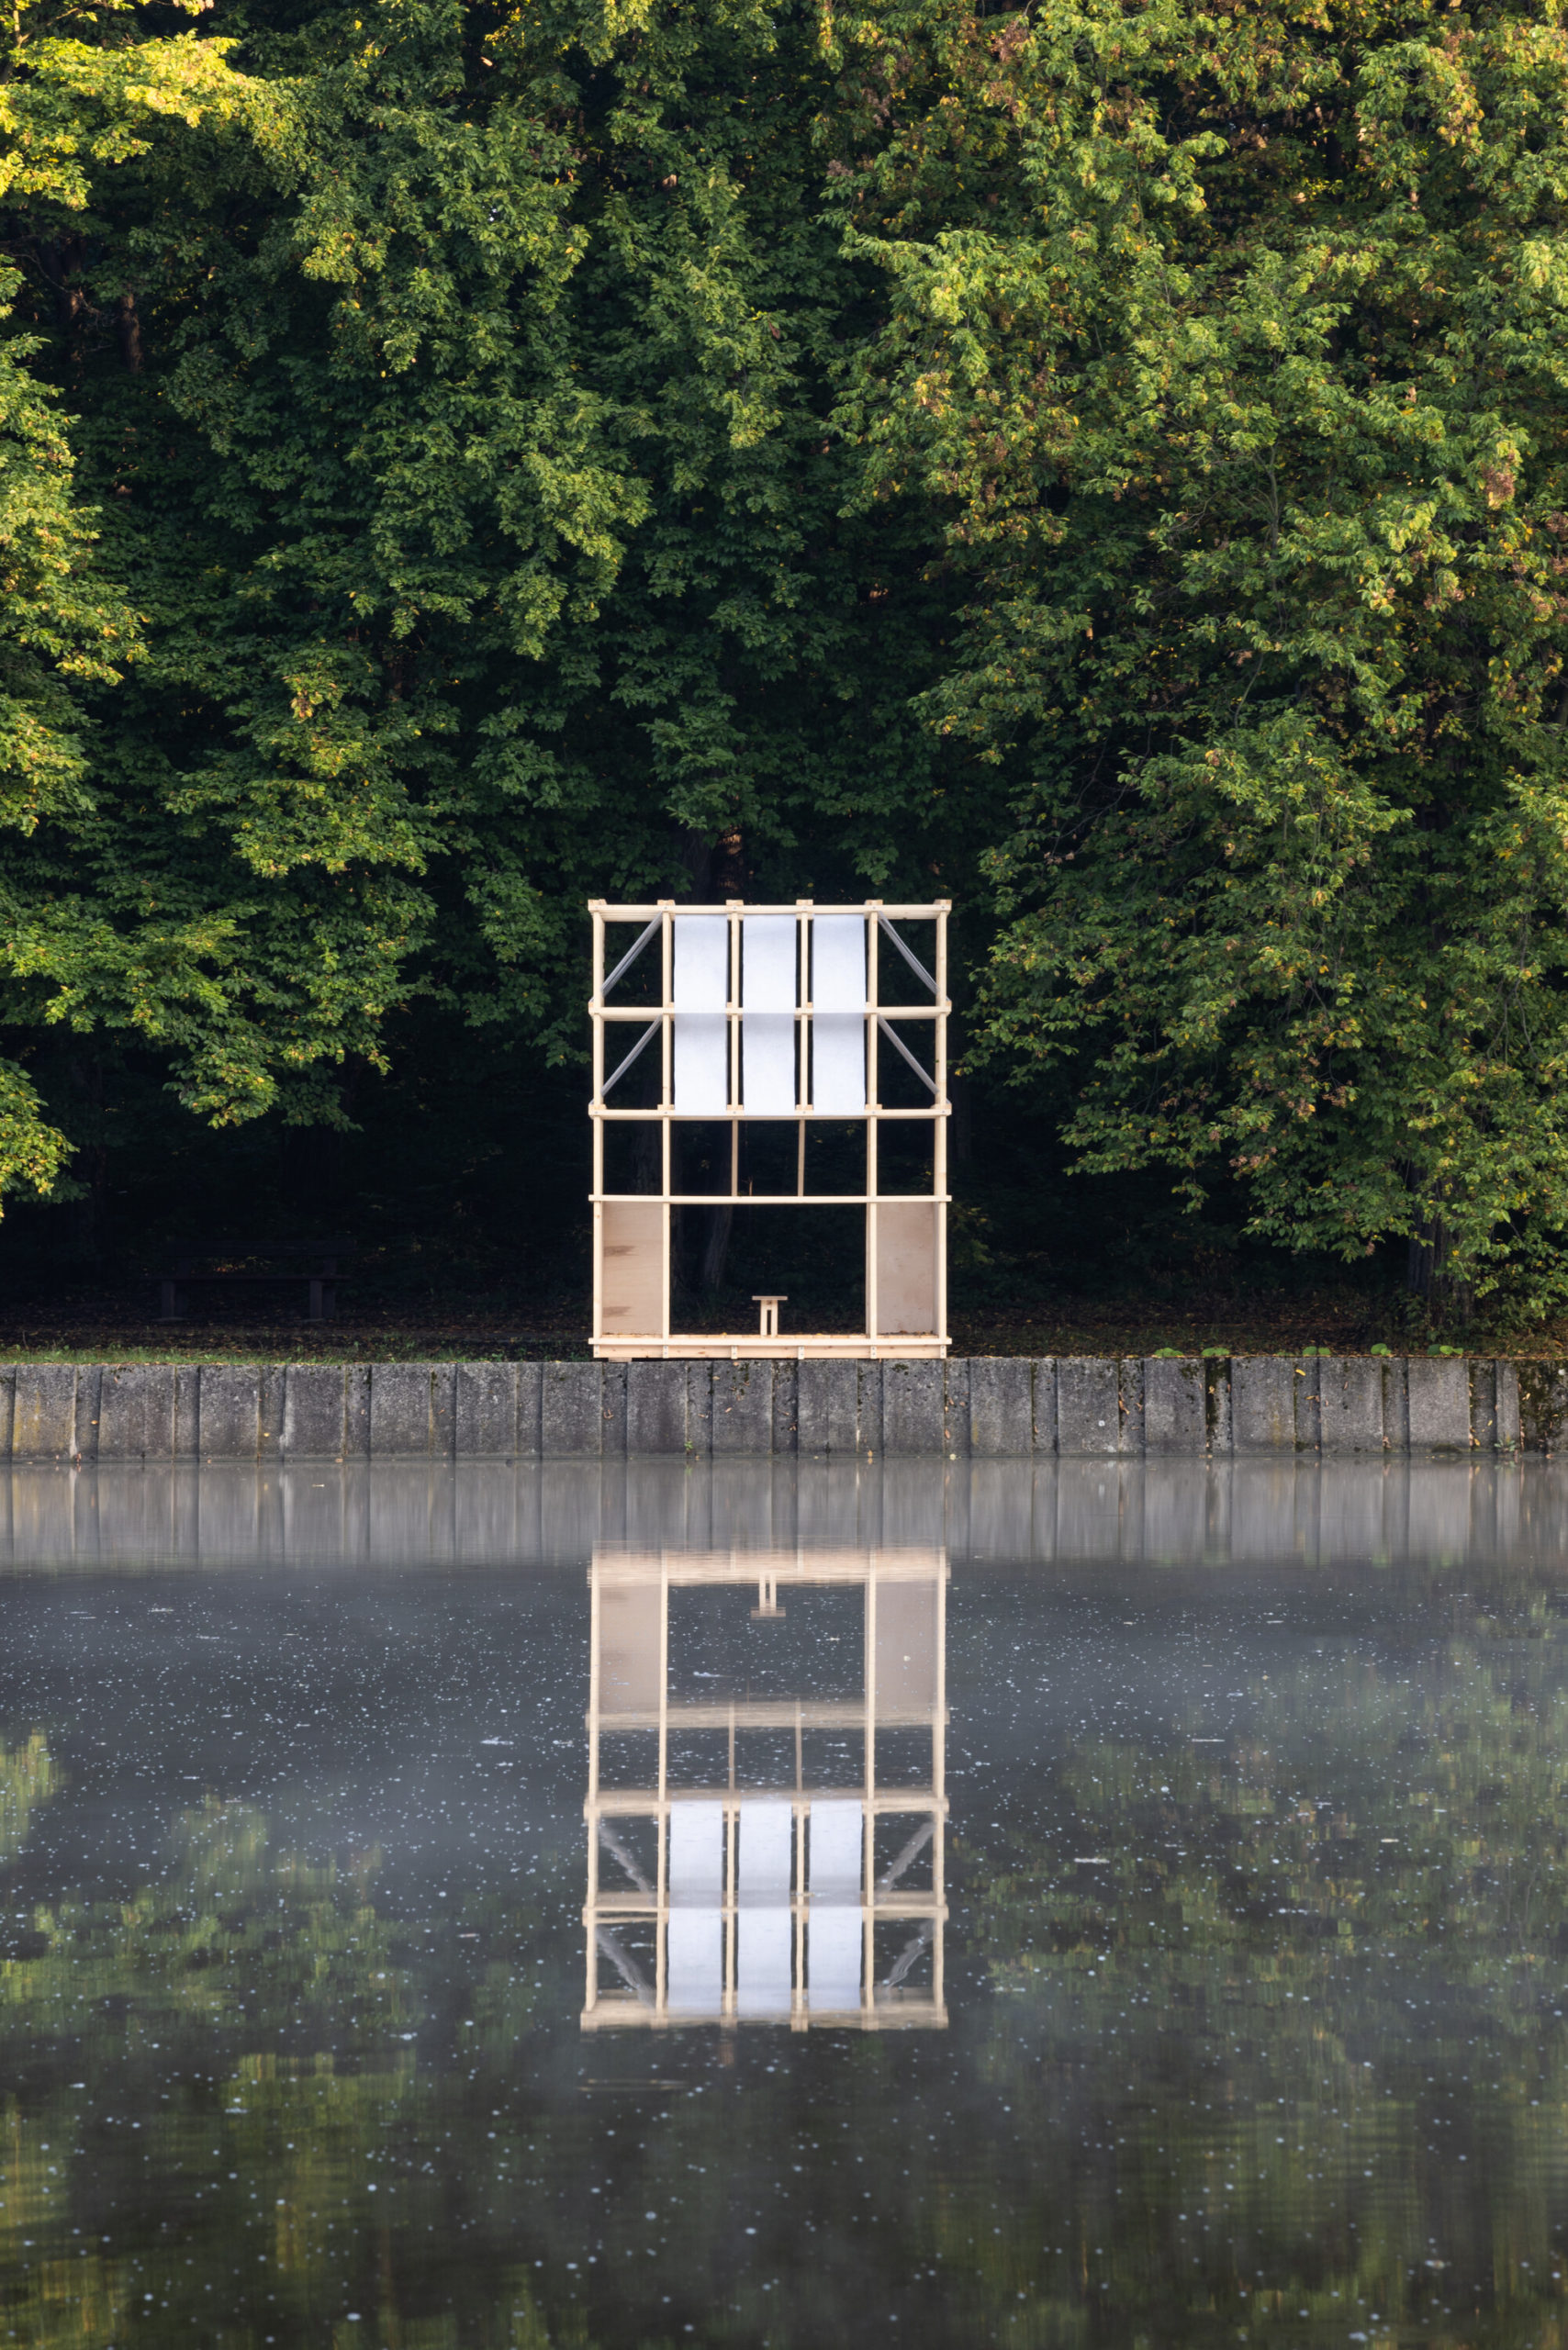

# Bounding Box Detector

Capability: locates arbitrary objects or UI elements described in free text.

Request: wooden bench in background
[153,1240,353,1322]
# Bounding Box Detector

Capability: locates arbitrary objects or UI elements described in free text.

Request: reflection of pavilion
[582,1547,947,2031]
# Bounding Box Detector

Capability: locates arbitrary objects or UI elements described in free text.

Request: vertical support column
[935,901,949,1348]
[725,1707,738,2019]
[655,1555,669,2013]
[866,903,879,1353]
[585,1560,601,2016]
[660,902,674,1349]
[797,901,811,1197]
[863,1557,878,2018]
[932,1563,946,2016]
[728,900,742,1198]
[590,903,606,1351]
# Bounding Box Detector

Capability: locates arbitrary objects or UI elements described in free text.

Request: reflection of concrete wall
[0,1457,1561,1571]
[0,1355,1548,1460]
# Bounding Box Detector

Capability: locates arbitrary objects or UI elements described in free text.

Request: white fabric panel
[739,1799,793,1897]
[809,1801,863,1900]
[666,1910,723,2013]
[668,1802,725,1898]
[808,1908,863,2011]
[741,917,797,1113]
[674,1015,727,1112]
[811,916,866,1010]
[742,916,797,1011]
[812,1014,864,1113]
[673,916,729,1010]
[743,1014,795,1113]
[736,1909,792,2016]
[674,915,730,1113]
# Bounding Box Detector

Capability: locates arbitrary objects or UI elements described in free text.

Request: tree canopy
[4,0,1568,1315]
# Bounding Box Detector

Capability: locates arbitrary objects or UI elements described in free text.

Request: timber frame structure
[588,900,951,1360]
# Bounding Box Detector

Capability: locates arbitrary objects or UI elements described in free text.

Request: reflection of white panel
[742,916,797,1011]
[669,1802,725,1898]
[737,1909,792,2016]
[812,1015,864,1113]
[675,915,730,1113]
[743,1014,794,1113]
[808,1908,863,2011]
[739,1799,792,1897]
[667,1911,722,2012]
[809,1801,863,1899]
[812,916,865,1010]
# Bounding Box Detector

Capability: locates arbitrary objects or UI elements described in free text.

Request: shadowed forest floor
[0,1287,1550,1361]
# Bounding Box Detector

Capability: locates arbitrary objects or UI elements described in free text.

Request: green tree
[841,0,1568,1315]
[0,0,979,1228]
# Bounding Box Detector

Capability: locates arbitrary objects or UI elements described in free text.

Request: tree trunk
[1406,1214,1473,1324]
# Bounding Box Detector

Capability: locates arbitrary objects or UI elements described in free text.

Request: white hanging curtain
[810,915,866,1113]
[672,916,729,1113]
[741,915,797,1114]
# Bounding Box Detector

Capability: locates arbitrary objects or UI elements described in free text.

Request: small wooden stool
[752,1294,786,1337]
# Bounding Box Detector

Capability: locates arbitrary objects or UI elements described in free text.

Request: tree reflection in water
[2,1516,1568,2345]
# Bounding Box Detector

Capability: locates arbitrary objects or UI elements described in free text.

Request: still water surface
[3,1460,1568,2347]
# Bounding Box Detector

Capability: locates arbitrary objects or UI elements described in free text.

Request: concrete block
[600,1363,628,1457]
[943,1360,970,1457]
[73,1365,102,1461]
[1318,1357,1384,1454]
[881,1361,946,1455]
[0,1365,14,1459]
[1143,1358,1205,1453]
[683,1364,711,1458]
[1207,1358,1233,1453]
[369,1364,432,1457]
[1495,1359,1521,1451]
[1032,1360,1058,1454]
[797,1360,859,1456]
[858,1365,885,1456]
[455,1361,517,1457]
[431,1363,457,1458]
[1381,1359,1408,1452]
[1406,1357,1471,1451]
[282,1365,347,1459]
[968,1359,1033,1458]
[344,1365,372,1459]
[1231,1358,1300,1451]
[1118,1358,1144,1452]
[98,1365,175,1461]
[1056,1358,1121,1454]
[1294,1356,1323,1450]
[625,1361,689,1455]
[174,1366,201,1458]
[517,1360,543,1455]
[541,1363,603,1458]
[197,1366,261,1460]
[711,1362,774,1455]
[1518,1362,1568,1452]
[1470,1360,1500,1454]
[771,1364,799,1455]
[258,1366,286,1460]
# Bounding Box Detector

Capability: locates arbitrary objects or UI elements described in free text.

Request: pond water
[3,1459,1568,2348]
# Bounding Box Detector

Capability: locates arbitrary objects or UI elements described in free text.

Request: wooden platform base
[593,1334,950,1361]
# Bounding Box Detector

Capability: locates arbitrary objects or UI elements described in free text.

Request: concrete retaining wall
[0,1354,1560,1459]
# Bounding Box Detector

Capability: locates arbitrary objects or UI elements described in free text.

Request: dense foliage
[5,0,1568,1311]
